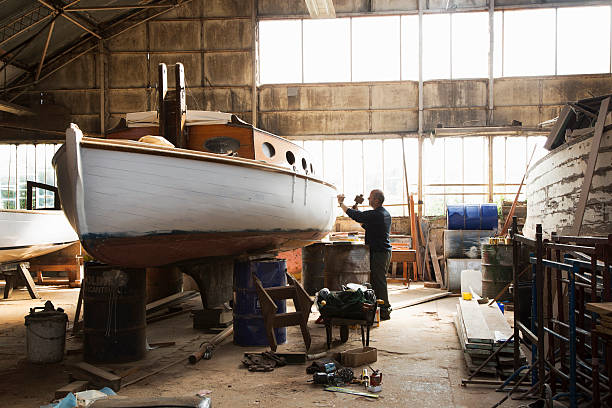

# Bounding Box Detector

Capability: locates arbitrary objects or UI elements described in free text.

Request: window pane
[506,136,526,184]
[444,138,462,184]
[322,140,342,190]
[464,136,486,184]
[259,20,302,84]
[363,139,383,194]
[492,136,505,185]
[527,136,548,165]
[304,19,351,83]
[452,12,489,79]
[342,140,363,203]
[494,11,503,78]
[423,137,443,185]
[557,6,611,75]
[352,16,400,82]
[403,138,419,193]
[425,195,445,216]
[423,14,450,80]
[504,9,555,76]
[401,15,419,81]
[383,139,405,215]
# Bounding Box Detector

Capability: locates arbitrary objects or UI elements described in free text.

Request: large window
[259,5,612,84]
[297,135,547,217]
[352,16,401,82]
[0,144,61,210]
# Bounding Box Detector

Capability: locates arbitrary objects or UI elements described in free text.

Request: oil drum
[302,243,326,295]
[323,243,370,291]
[83,263,146,363]
[481,244,513,301]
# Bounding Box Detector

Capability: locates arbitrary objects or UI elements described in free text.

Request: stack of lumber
[586,303,612,336]
[454,299,526,376]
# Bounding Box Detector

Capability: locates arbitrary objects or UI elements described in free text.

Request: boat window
[286,151,295,165]
[203,137,241,155]
[262,142,276,158]
[301,158,308,170]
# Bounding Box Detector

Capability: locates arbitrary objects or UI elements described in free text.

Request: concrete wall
[12,0,612,137]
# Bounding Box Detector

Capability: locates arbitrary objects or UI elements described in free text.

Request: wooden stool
[324,317,372,350]
[253,272,313,352]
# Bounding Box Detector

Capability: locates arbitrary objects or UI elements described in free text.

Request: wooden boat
[0,209,78,264]
[52,115,337,268]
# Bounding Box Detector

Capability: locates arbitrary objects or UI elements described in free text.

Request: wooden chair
[252,272,313,352]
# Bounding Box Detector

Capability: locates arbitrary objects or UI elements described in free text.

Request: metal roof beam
[0,5,53,47]
[37,0,101,39]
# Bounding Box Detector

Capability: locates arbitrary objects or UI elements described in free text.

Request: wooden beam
[0,100,34,115]
[544,105,575,150]
[428,240,443,286]
[572,96,610,236]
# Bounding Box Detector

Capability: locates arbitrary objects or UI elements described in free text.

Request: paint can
[24,302,67,364]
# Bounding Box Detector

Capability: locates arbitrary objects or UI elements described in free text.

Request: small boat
[52,115,337,268]
[0,209,78,264]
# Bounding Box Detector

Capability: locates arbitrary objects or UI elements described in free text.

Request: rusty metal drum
[324,243,370,290]
[302,243,326,295]
[481,244,513,301]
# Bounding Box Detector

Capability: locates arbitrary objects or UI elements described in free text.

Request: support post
[535,224,545,397]
[511,216,520,371]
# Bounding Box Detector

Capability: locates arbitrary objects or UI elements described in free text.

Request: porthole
[262,142,275,158]
[286,151,295,165]
[301,158,307,170]
[203,137,240,155]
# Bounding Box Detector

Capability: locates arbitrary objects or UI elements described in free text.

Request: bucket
[234,259,287,346]
[83,263,146,363]
[25,306,68,363]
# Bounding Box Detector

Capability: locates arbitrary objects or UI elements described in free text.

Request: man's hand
[337,194,345,205]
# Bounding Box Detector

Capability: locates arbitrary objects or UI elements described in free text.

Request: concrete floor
[0,283,528,407]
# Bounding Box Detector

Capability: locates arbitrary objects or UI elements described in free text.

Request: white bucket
[24,311,68,363]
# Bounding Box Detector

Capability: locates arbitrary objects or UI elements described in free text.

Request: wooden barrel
[323,244,370,291]
[83,263,146,363]
[481,244,513,301]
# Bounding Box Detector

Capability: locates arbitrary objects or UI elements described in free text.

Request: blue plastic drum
[447,203,498,230]
[233,259,287,346]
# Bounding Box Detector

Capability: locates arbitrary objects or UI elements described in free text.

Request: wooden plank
[459,299,493,344]
[55,380,89,399]
[586,302,612,316]
[408,195,422,280]
[544,105,575,150]
[146,290,197,313]
[479,303,513,341]
[393,291,450,310]
[572,96,610,236]
[69,362,121,391]
[18,263,40,299]
[428,241,443,286]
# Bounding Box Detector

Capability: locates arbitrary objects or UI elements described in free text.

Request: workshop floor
[0,283,527,407]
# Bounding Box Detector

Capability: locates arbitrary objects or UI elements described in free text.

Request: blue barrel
[447,204,498,230]
[233,259,287,346]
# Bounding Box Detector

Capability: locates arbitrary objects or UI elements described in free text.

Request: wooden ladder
[252,272,313,352]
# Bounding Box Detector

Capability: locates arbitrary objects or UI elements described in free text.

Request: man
[337,189,392,320]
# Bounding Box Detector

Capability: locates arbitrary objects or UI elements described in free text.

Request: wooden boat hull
[524,128,612,238]
[53,125,336,268]
[0,209,78,264]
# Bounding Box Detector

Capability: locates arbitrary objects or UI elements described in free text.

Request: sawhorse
[1,262,40,299]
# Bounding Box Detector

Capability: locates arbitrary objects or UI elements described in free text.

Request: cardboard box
[340,347,377,367]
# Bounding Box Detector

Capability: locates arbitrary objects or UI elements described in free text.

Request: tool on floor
[323,386,379,399]
[368,367,383,393]
[189,325,233,364]
[242,351,287,372]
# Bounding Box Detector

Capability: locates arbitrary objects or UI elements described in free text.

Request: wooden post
[409,194,422,280]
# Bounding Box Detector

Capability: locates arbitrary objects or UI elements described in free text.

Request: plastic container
[497,302,505,314]
[461,269,483,297]
[233,259,287,346]
[24,307,68,363]
[447,258,483,292]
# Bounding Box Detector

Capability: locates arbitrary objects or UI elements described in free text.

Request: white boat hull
[53,125,337,267]
[0,210,78,264]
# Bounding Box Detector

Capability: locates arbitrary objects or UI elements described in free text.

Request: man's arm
[337,194,375,223]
